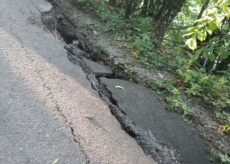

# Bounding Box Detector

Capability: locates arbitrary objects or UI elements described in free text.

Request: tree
[109,0,118,8]
[151,0,185,43]
[197,0,211,19]
[124,0,141,18]
[141,0,150,16]
[185,0,230,72]
[138,0,186,43]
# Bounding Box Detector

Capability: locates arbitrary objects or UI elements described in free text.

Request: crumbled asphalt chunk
[81,58,113,77]
[65,45,91,58]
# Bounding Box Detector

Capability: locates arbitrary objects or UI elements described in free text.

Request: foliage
[184,0,230,74]
[180,1,230,124]
[185,0,230,50]
[71,0,230,120]
[218,153,230,163]
[70,0,230,161]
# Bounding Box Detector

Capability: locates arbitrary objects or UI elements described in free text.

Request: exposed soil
[42,0,229,163]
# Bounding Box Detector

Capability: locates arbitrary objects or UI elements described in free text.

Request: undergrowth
[69,0,230,136]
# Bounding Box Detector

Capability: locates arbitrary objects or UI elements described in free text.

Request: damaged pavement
[0,0,153,163]
[0,0,221,163]
[42,2,214,164]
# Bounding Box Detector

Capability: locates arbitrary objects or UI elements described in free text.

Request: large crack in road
[0,0,154,163]
[0,0,219,163]
[41,1,216,164]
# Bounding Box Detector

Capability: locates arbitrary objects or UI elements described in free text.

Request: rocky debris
[41,9,57,32]
[82,58,112,77]
[36,1,53,13]
[65,44,91,58]
[65,45,112,77]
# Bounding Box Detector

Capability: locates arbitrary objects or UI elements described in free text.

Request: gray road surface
[101,78,212,164]
[0,0,154,163]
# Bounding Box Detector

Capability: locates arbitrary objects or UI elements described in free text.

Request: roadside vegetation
[69,0,230,161]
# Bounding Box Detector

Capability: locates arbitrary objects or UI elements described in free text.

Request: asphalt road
[101,78,212,164]
[0,0,154,163]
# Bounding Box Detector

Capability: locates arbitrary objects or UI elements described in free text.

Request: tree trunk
[149,0,185,44]
[125,0,134,19]
[109,0,117,8]
[141,0,149,16]
[197,0,210,19]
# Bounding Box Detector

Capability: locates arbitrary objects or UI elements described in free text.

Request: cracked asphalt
[0,0,154,163]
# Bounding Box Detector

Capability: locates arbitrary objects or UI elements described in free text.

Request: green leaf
[205,26,213,35]
[214,16,222,29]
[208,20,218,31]
[186,37,197,50]
[183,32,195,37]
[220,50,229,60]
[218,153,230,163]
[197,30,207,42]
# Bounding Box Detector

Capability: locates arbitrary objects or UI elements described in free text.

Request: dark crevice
[41,4,179,164]
[97,78,119,107]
